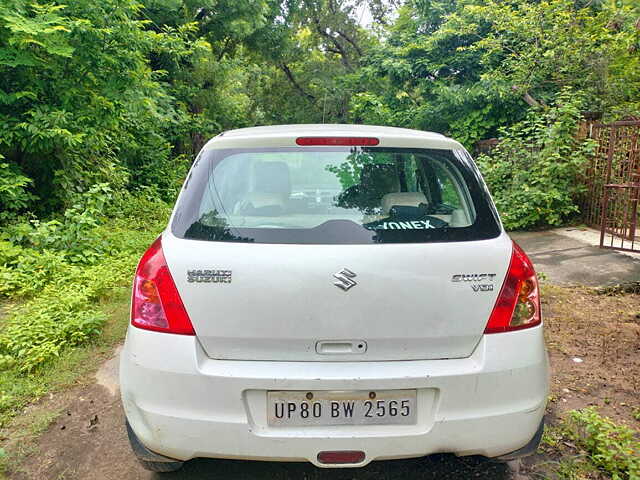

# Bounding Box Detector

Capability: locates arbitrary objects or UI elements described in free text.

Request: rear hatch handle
[316,340,367,355]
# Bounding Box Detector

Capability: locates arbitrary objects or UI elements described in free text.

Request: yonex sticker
[365,216,448,231]
[378,220,435,230]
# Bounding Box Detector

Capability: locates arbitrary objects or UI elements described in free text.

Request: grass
[536,407,640,480]
[537,424,604,480]
[0,287,130,475]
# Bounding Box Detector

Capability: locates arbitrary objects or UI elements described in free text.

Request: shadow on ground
[154,454,511,480]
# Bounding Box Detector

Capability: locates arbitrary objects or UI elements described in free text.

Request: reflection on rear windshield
[172,147,500,244]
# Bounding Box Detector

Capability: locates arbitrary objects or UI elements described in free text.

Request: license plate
[267,389,417,426]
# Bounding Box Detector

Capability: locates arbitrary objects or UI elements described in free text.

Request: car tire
[136,459,184,473]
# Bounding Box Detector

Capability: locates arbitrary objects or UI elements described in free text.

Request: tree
[344,0,640,148]
[246,0,377,124]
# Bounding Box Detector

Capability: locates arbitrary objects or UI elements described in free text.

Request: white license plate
[267,389,417,426]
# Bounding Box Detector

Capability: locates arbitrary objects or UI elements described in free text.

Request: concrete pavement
[511,228,640,287]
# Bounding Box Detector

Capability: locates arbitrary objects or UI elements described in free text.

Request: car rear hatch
[163,234,512,361]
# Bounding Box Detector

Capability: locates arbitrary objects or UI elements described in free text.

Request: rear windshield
[171,147,501,244]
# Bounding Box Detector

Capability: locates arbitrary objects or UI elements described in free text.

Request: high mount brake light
[484,241,541,334]
[131,237,195,335]
[296,137,380,146]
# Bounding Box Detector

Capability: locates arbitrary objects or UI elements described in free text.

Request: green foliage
[0,189,170,374]
[454,0,640,118]
[566,407,640,480]
[0,244,66,298]
[0,0,211,213]
[0,246,146,373]
[2,184,112,264]
[0,2,73,68]
[0,158,34,221]
[0,285,107,373]
[2,0,639,219]
[476,90,596,230]
[343,0,525,147]
[339,0,640,148]
[0,287,132,432]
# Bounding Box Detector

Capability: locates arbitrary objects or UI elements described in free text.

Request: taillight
[296,137,379,146]
[131,237,195,335]
[484,241,541,334]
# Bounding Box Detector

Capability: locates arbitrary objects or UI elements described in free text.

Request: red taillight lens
[296,137,379,146]
[131,237,195,335]
[484,241,541,334]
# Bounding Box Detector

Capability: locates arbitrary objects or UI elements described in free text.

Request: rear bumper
[120,325,548,468]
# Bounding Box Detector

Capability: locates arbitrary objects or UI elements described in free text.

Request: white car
[120,124,548,472]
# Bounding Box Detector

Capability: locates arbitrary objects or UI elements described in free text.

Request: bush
[1,183,112,264]
[107,186,174,230]
[0,190,171,372]
[0,159,35,223]
[477,89,596,230]
[566,407,640,480]
[0,243,68,298]
[0,230,160,372]
[0,289,106,372]
[0,252,139,372]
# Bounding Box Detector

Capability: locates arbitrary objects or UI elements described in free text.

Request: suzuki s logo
[333,268,357,291]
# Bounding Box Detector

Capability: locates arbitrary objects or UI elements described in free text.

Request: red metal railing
[580,120,640,252]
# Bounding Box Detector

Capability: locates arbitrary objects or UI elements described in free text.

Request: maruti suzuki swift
[120,124,549,472]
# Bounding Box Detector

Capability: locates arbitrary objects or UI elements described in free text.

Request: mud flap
[125,419,182,463]
[492,417,545,462]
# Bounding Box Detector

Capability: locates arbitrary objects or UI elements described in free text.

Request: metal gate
[581,120,640,252]
[600,174,640,252]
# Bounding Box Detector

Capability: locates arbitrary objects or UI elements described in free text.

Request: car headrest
[381,192,429,215]
[450,208,471,227]
[233,192,286,216]
[238,192,287,209]
[252,162,291,195]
